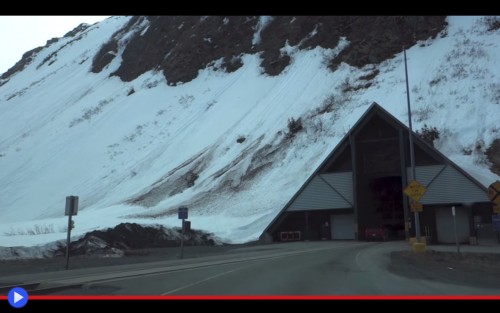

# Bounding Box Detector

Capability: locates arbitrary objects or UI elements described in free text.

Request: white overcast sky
[0,16,109,74]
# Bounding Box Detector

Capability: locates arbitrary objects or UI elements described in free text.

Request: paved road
[3,241,500,295]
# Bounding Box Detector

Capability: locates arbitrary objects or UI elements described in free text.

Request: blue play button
[8,287,28,309]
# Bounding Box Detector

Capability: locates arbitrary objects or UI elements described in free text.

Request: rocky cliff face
[90,16,446,85]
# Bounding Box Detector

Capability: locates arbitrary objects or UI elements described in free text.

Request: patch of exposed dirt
[212,132,293,194]
[127,149,210,207]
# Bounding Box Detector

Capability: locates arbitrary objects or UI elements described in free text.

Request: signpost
[178,206,188,259]
[452,206,460,254]
[404,179,427,244]
[64,196,78,270]
[403,47,423,246]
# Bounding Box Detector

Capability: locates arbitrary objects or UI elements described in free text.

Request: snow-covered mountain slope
[0,16,499,249]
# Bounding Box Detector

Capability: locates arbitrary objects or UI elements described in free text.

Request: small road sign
[493,203,500,214]
[65,196,79,216]
[404,180,427,202]
[178,206,188,220]
[410,201,423,212]
[488,181,500,205]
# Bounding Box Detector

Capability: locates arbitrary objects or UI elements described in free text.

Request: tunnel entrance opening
[367,176,405,240]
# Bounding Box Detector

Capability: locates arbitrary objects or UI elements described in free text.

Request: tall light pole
[404,47,421,243]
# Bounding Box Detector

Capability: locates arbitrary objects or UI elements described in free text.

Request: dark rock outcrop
[55,223,217,257]
[91,16,446,85]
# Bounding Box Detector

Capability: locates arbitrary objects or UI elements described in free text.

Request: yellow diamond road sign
[488,181,500,205]
[404,180,427,202]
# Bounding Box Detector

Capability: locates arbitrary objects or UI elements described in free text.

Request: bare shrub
[483,16,500,32]
[4,224,56,236]
[69,99,112,128]
[416,124,440,147]
[286,117,303,138]
[488,83,500,104]
[412,105,435,122]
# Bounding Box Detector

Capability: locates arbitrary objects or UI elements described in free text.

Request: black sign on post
[65,196,79,270]
[65,196,79,216]
[178,206,188,220]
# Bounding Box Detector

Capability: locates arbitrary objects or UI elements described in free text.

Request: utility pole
[178,206,188,259]
[404,47,421,243]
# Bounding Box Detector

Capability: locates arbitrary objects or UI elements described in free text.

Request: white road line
[160,243,372,295]
[161,265,246,295]
[30,242,372,289]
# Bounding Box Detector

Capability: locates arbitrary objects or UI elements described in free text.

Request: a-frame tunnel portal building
[261,102,492,244]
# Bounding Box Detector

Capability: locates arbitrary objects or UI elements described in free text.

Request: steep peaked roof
[262,102,488,236]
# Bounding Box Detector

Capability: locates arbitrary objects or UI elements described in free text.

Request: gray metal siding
[408,165,445,186]
[320,172,354,204]
[287,173,353,211]
[407,165,489,204]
